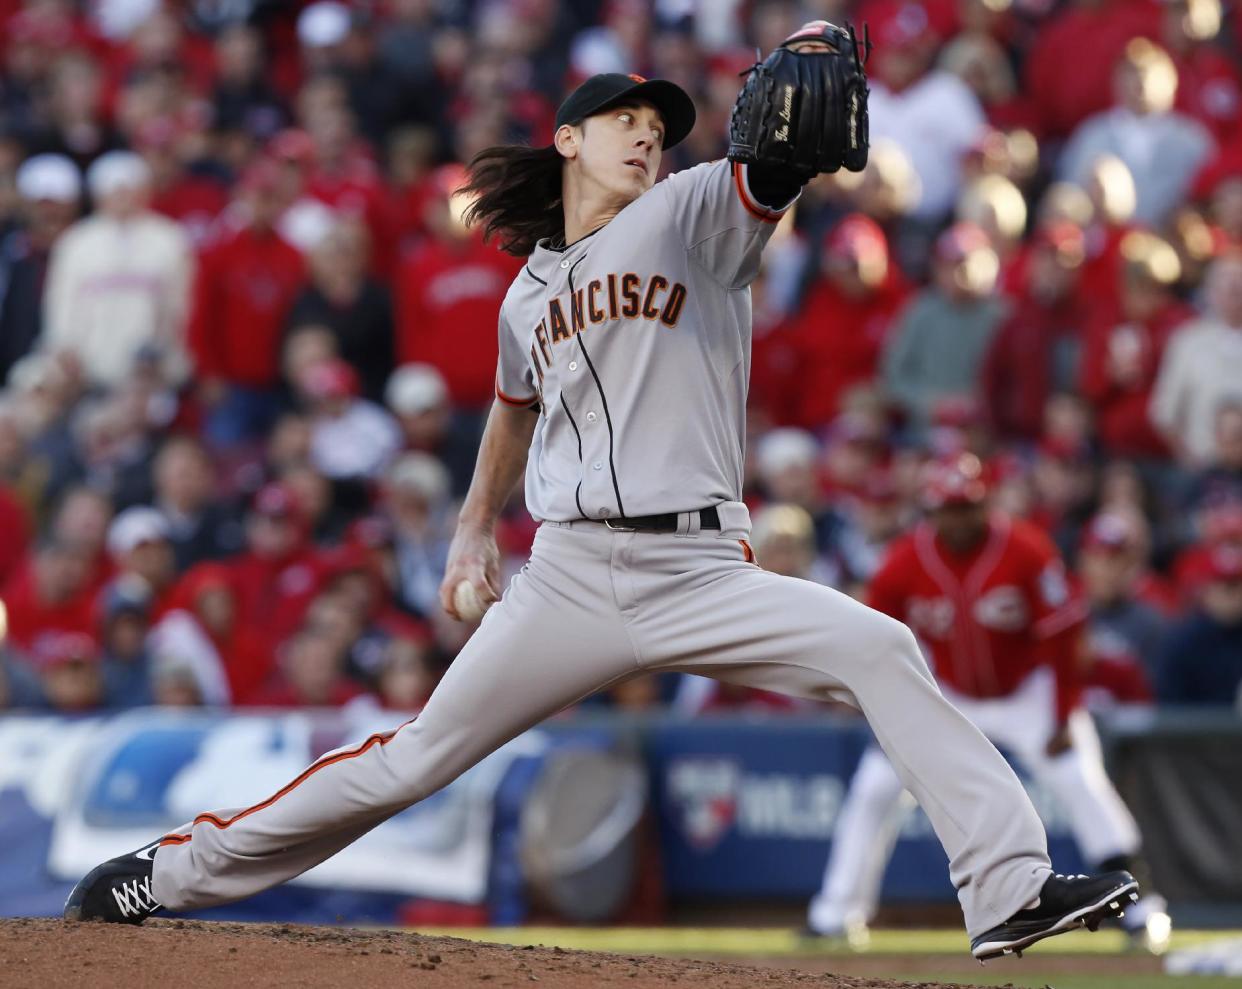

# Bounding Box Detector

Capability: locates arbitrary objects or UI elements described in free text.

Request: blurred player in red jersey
[806,454,1169,950]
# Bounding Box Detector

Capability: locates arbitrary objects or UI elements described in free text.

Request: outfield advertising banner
[648,715,1087,900]
[0,710,551,921]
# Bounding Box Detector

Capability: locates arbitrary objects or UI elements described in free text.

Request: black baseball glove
[727,20,871,180]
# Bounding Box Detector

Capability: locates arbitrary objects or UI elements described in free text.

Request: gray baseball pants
[151,504,1052,937]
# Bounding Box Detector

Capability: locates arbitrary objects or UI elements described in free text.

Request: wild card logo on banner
[667,757,739,850]
[667,757,847,849]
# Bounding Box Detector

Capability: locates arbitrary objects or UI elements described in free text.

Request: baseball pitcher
[66,24,1138,960]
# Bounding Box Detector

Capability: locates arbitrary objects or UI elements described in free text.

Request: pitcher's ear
[554,123,580,160]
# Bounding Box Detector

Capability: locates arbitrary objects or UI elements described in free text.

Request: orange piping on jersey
[160,720,416,844]
[496,382,539,407]
[733,163,782,224]
[740,539,756,564]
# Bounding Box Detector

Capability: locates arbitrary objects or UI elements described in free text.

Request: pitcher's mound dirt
[0,918,996,989]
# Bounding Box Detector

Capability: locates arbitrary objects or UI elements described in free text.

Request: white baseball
[452,579,490,623]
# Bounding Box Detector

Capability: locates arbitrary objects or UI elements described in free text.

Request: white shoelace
[111,875,161,918]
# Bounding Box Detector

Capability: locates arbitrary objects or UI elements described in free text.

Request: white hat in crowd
[386,363,449,416]
[86,151,152,199]
[16,154,81,204]
[755,428,820,481]
[386,452,451,506]
[107,506,171,558]
[298,1,351,47]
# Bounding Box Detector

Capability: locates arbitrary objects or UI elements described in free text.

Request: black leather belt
[593,506,720,533]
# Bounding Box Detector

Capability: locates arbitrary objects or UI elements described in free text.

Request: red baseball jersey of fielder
[868,513,1087,721]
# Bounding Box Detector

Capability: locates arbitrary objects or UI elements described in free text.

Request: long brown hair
[461,143,565,257]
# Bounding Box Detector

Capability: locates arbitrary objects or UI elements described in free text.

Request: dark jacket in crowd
[1156,612,1242,706]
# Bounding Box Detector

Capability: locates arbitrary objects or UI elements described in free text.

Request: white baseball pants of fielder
[152,506,1053,938]
[807,667,1142,935]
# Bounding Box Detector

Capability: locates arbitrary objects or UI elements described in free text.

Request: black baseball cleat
[63,839,164,924]
[970,871,1139,961]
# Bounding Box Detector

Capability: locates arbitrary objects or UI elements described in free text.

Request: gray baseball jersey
[495,159,794,521]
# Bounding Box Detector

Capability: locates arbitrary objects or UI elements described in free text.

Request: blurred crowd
[0,0,1240,717]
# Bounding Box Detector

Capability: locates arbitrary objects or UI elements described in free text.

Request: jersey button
[586,411,597,423]
[599,508,610,518]
[569,361,578,371]
[592,461,603,470]
[560,259,570,268]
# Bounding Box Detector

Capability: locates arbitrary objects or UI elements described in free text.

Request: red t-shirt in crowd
[779,273,911,430]
[982,291,1085,441]
[395,235,523,410]
[188,225,306,388]
[1024,0,1161,138]
[868,514,1087,721]
[1079,299,1194,458]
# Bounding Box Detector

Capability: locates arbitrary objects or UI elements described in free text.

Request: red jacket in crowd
[395,235,523,409]
[188,226,306,388]
[0,559,98,651]
[775,273,910,429]
[1079,299,1194,458]
[982,292,1083,441]
[1173,44,1242,143]
[225,547,325,657]
[1024,0,1161,138]
[869,513,1087,722]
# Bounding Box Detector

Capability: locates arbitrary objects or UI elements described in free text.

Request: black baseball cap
[554,73,697,150]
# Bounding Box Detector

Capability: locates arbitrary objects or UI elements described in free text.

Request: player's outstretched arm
[440,399,539,619]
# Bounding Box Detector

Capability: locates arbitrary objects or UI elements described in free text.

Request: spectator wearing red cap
[0,154,81,383]
[222,482,327,670]
[1081,232,1193,459]
[394,164,523,412]
[189,158,306,446]
[780,215,911,429]
[866,1,987,221]
[1024,0,1162,140]
[28,630,105,712]
[1077,512,1170,705]
[1156,545,1242,706]
[882,223,1007,439]
[286,215,395,402]
[1059,39,1214,228]
[1150,252,1242,463]
[982,223,1088,442]
[297,358,400,481]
